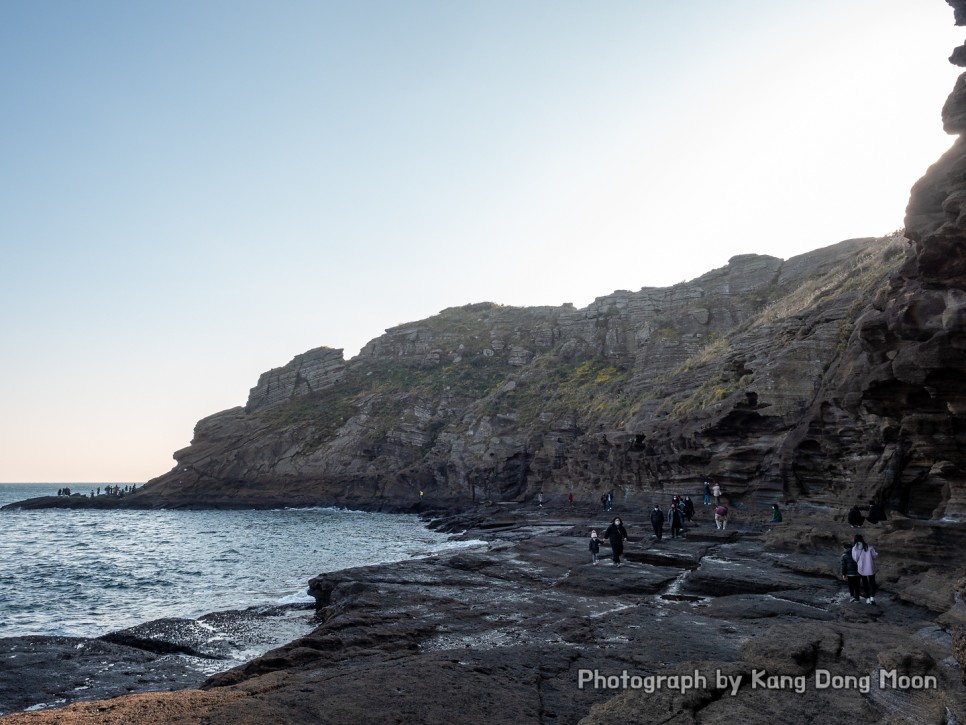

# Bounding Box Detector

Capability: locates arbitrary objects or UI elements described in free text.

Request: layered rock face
[245,347,346,412]
[138,235,920,514]
[128,4,966,526]
[851,0,966,521]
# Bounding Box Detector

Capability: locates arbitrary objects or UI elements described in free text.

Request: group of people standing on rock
[840,534,879,604]
[848,501,887,527]
[578,485,887,611]
[840,500,887,605]
[701,481,733,529]
[587,485,739,567]
[57,484,137,498]
[649,495,697,541]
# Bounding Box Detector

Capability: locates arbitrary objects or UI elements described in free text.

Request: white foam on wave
[275,591,315,605]
[429,538,488,552]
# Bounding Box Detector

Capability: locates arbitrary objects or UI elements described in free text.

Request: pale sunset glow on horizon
[1,0,962,482]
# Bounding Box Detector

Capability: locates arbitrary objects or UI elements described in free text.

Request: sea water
[0,483,479,639]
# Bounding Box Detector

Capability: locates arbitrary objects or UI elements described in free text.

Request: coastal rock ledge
[1,507,964,724]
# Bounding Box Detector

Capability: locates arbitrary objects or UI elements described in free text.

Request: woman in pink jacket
[851,534,879,604]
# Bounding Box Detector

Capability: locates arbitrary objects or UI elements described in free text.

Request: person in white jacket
[851,534,879,604]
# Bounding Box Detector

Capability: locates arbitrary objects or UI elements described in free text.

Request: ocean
[0,483,480,640]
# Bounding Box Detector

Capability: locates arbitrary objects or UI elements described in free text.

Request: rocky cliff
[96,3,960,528]
[132,233,924,514]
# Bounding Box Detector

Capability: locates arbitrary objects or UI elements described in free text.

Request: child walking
[589,530,600,565]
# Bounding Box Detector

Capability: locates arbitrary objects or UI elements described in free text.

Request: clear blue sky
[1,0,961,482]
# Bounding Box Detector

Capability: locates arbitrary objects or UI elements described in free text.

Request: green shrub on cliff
[477,355,633,426]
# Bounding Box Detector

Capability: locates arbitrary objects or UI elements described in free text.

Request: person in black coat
[867,501,886,524]
[668,504,684,539]
[604,517,628,566]
[649,505,664,541]
[847,505,865,527]
[683,497,695,522]
[840,542,861,602]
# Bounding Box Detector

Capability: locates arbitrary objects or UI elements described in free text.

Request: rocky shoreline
[0,602,319,717]
[0,492,445,515]
[1,502,963,724]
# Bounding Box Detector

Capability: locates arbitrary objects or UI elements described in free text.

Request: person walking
[604,517,628,566]
[668,503,685,539]
[703,481,712,506]
[650,505,664,541]
[712,483,722,505]
[852,534,879,604]
[589,530,600,565]
[683,497,695,523]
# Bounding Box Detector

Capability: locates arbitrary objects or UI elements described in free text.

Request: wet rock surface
[1,505,963,724]
[0,604,316,717]
[0,636,203,716]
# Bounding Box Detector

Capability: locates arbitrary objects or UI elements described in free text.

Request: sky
[1,0,963,483]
